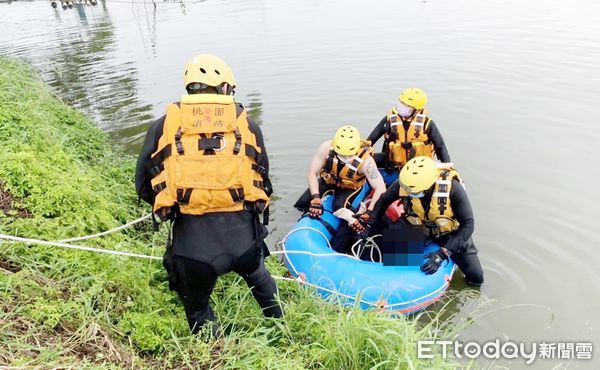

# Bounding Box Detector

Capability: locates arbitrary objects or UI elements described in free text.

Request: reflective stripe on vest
[149,94,269,218]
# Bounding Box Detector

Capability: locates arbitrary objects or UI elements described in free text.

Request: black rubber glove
[350,212,372,233]
[308,197,323,218]
[420,249,449,275]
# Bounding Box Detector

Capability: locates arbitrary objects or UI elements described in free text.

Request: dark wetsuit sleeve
[371,179,401,220]
[135,116,165,205]
[426,121,451,163]
[439,179,474,254]
[247,118,269,175]
[366,116,387,145]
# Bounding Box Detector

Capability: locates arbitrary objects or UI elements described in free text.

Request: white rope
[278,226,385,308]
[273,269,382,308]
[0,234,162,261]
[275,226,452,310]
[0,219,449,311]
[271,275,300,283]
[270,250,360,260]
[350,234,382,262]
[58,213,152,243]
[280,226,333,248]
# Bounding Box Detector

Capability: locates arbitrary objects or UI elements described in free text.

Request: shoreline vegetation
[0,56,463,369]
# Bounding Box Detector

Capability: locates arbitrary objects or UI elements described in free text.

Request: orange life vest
[384,109,435,167]
[149,94,270,220]
[320,141,373,190]
[400,168,463,236]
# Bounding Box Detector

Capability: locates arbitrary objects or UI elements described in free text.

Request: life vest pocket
[388,141,406,164]
[182,188,243,214]
[412,140,434,158]
[406,215,423,226]
[174,155,245,190]
[339,178,361,190]
[434,217,459,235]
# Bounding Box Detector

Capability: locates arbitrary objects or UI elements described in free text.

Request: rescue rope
[0,222,402,309]
[0,233,162,261]
[0,213,160,260]
[270,250,358,258]
[350,234,382,262]
[0,224,348,262]
[276,226,392,308]
[57,213,152,243]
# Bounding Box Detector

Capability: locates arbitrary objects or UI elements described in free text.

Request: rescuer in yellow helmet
[367,88,451,173]
[135,54,282,335]
[294,125,387,253]
[370,157,484,285]
[373,156,483,285]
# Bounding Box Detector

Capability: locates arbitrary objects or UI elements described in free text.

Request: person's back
[135,54,282,335]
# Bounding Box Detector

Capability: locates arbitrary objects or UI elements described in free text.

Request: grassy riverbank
[0,56,461,369]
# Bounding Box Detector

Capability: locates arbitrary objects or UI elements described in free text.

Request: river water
[1,0,599,368]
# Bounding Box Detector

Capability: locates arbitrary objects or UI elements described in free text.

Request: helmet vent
[214,69,221,75]
[185,70,188,76]
[200,68,206,74]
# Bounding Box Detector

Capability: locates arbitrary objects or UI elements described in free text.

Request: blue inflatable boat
[283,178,456,314]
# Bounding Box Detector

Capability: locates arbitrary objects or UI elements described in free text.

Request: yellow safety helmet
[399,156,438,194]
[399,88,427,110]
[184,54,236,90]
[332,125,361,156]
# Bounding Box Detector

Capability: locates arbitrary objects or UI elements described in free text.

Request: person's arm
[426,121,451,163]
[247,117,272,195]
[307,141,330,196]
[362,156,386,211]
[370,179,401,220]
[366,116,387,145]
[439,179,474,254]
[247,118,269,174]
[135,116,165,205]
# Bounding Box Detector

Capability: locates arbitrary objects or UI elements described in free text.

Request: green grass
[0,56,467,369]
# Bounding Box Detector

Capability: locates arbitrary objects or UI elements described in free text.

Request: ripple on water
[2,0,600,349]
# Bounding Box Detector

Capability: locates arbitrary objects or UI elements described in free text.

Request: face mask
[395,102,415,118]
[409,192,425,198]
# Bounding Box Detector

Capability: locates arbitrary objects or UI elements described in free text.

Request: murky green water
[2,0,599,367]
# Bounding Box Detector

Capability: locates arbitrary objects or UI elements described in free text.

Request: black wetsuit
[367,116,451,167]
[135,103,282,333]
[371,179,484,285]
